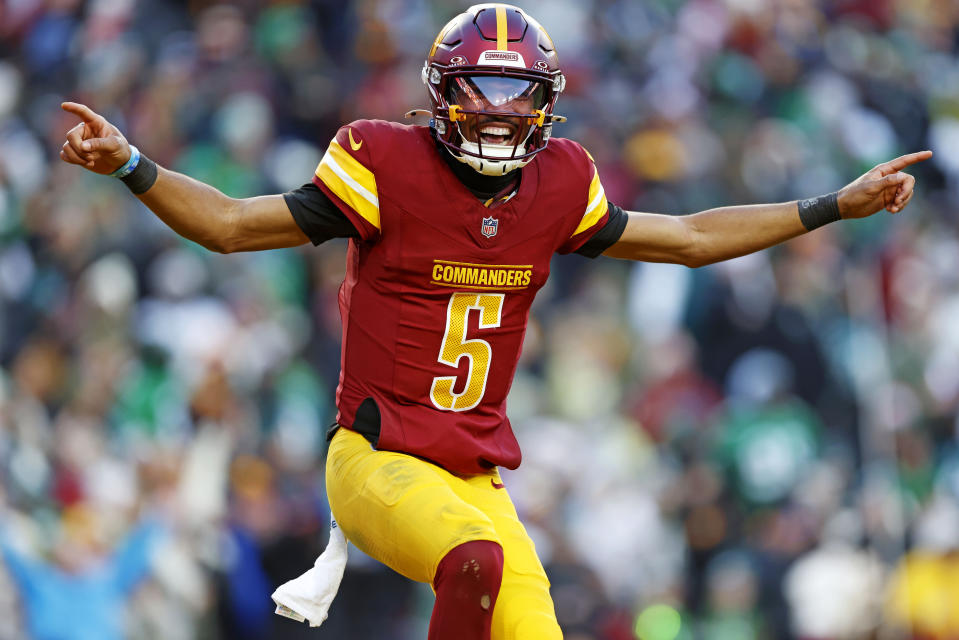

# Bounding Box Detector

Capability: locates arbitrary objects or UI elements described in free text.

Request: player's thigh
[462,475,563,640]
[326,428,499,584]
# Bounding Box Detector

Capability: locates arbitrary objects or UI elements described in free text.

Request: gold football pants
[326,427,563,639]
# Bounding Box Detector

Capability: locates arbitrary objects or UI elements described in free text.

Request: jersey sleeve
[574,201,628,258]
[555,150,611,254]
[312,121,383,242]
[284,183,361,245]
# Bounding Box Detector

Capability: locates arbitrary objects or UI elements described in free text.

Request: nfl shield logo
[481,217,498,238]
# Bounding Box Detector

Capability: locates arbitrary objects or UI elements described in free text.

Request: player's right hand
[59,102,131,175]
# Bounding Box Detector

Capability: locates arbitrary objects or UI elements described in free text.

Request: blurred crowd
[2,0,959,638]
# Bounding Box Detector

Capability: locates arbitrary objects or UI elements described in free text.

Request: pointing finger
[61,101,105,126]
[878,150,933,175]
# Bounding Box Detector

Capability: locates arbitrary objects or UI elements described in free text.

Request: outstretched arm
[603,151,932,267]
[59,102,309,254]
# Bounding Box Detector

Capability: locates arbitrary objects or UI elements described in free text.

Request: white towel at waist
[271,521,348,627]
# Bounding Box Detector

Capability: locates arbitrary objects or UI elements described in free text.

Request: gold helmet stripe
[430,18,455,57]
[496,5,508,50]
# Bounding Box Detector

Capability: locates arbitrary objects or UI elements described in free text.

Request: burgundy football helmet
[422,3,566,175]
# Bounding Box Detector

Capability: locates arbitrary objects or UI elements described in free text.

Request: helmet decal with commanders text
[477,50,525,67]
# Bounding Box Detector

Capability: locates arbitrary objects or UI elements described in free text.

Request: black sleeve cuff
[574,202,629,259]
[284,183,361,246]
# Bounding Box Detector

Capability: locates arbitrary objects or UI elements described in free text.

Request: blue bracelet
[110,145,140,178]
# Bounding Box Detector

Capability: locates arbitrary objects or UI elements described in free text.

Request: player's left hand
[837,150,933,219]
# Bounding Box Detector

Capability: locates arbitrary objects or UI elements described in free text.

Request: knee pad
[433,540,505,610]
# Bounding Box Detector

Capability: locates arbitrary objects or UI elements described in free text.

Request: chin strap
[454,148,528,176]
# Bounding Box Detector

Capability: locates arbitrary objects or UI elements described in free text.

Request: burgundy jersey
[313,119,609,474]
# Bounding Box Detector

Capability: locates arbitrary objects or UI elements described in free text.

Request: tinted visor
[447,76,547,113]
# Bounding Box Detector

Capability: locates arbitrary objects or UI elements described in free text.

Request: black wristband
[120,154,158,195]
[797,192,841,231]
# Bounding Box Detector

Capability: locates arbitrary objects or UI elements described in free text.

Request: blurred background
[1,0,958,638]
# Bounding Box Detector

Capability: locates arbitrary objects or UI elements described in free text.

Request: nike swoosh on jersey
[348,129,363,151]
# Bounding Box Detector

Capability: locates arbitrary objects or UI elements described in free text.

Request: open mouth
[478,123,516,146]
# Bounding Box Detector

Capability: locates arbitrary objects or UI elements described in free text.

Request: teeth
[480,126,511,136]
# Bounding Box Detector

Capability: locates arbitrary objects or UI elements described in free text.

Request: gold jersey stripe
[315,140,380,229]
[571,167,608,237]
[496,5,508,50]
[586,164,603,206]
[327,140,377,196]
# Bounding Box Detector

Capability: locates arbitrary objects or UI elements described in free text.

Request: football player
[59,4,929,639]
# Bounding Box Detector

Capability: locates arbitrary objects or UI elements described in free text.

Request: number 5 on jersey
[430,292,505,412]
